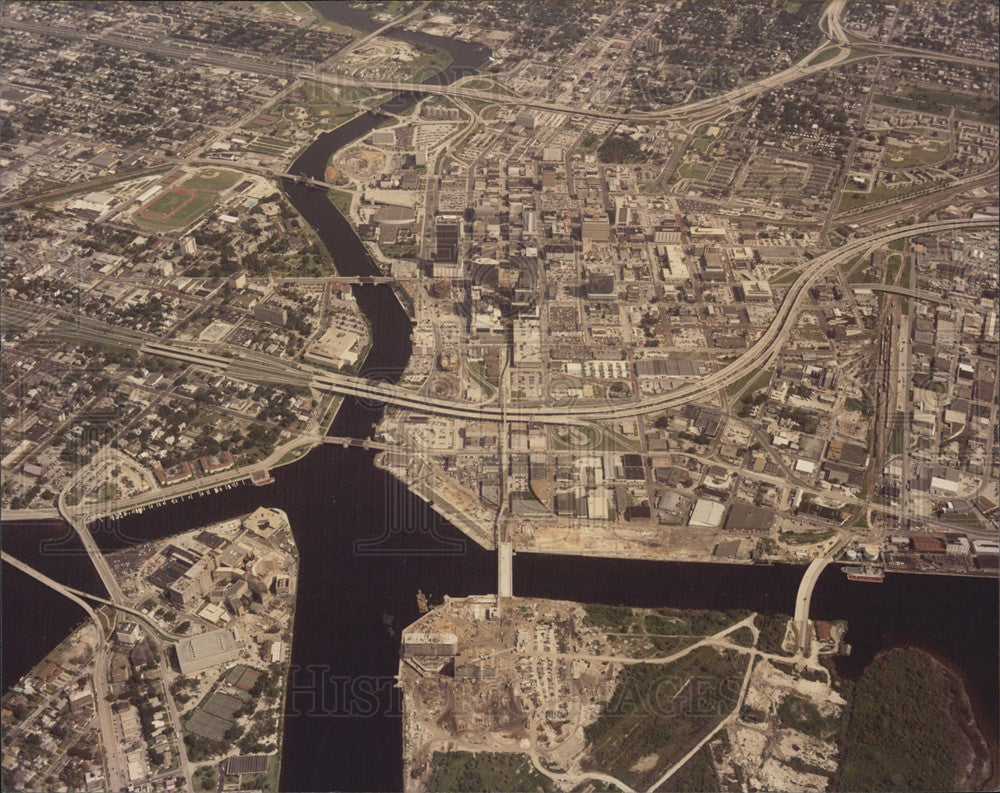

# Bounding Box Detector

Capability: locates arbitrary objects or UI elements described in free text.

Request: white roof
[688,499,725,528]
[795,459,817,474]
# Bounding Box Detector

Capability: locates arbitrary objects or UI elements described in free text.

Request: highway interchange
[2,7,997,788]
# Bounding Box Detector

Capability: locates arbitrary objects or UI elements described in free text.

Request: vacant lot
[582,646,748,790]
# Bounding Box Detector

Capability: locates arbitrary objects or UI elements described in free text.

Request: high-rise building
[433,214,463,278]
[434,214,461,263]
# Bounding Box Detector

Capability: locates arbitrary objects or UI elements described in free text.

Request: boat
[251,469,275,487]
[843,565,884,583]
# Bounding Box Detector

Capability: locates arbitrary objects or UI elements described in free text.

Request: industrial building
[688,498,726,528]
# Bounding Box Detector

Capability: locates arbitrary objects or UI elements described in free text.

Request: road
[792,535,850,656]
[13,217,987,430]
[1,551,130,792]
[124,216,994,424]
[849,282,954,304]
[57,474,127,606]
[7,2,993,127]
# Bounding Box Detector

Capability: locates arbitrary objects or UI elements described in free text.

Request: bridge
[134,216,994,426]
[498,540,513,599]
[1,550,180,638]
[792,555,832,656]
[792,535,851,656]
[317,435,391,451]
[277,171,339,191]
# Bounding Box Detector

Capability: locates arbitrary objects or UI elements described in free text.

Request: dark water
[2,7,997,793]
[2,521,108,692]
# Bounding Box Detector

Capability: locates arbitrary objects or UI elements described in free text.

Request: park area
[133,167,241,232]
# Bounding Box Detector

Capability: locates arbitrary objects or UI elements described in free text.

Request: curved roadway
[137,217,991,424]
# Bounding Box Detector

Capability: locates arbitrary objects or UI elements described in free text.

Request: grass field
[769,267,800,285]
[329,188,353,217]
[405,46,453,83]
[726,366,771,398]
[677,161,712,180]
[888,411,906,455]
[691,137,715,156]
[882,141,949,169]
[145,188,196,216]
[805,46,842,66]
[180,169,240,193]
[133,168,240,232]
[287,83,366,125]
[873,85,998,125]
[840,254,869,284]
[837,178,945,212]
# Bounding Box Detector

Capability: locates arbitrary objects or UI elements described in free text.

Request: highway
[849,283,954,304]
[7,1,995,129]
[124,216,994,424]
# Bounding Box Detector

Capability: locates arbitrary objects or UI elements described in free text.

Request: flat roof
[688,498,726,528]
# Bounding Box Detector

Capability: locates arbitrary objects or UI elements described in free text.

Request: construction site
[399,595,851,792]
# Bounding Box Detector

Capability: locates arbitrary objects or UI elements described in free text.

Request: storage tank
[844,548,858,561]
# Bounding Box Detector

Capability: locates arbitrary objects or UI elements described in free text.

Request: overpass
[134,217,994,424]
[850,283,954,304]
[0,550,181,640]
[11,4,994,130]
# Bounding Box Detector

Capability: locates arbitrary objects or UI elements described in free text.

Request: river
[2,6,996,792]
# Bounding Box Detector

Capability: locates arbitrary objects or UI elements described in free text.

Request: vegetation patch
[597,134,647,163]
[805,46,842,67]
[726,626,755,647]
[755,613,792,655]
[582,647,746,790]
[379,240,419,259]
[426,751,554,793]
[779,528,836,545]
[657,744,719,792]
[872,86,998,125]
[839,648,970,792]
[838,179,946,213]
[776,694,840,739]
[328,188,353,217]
